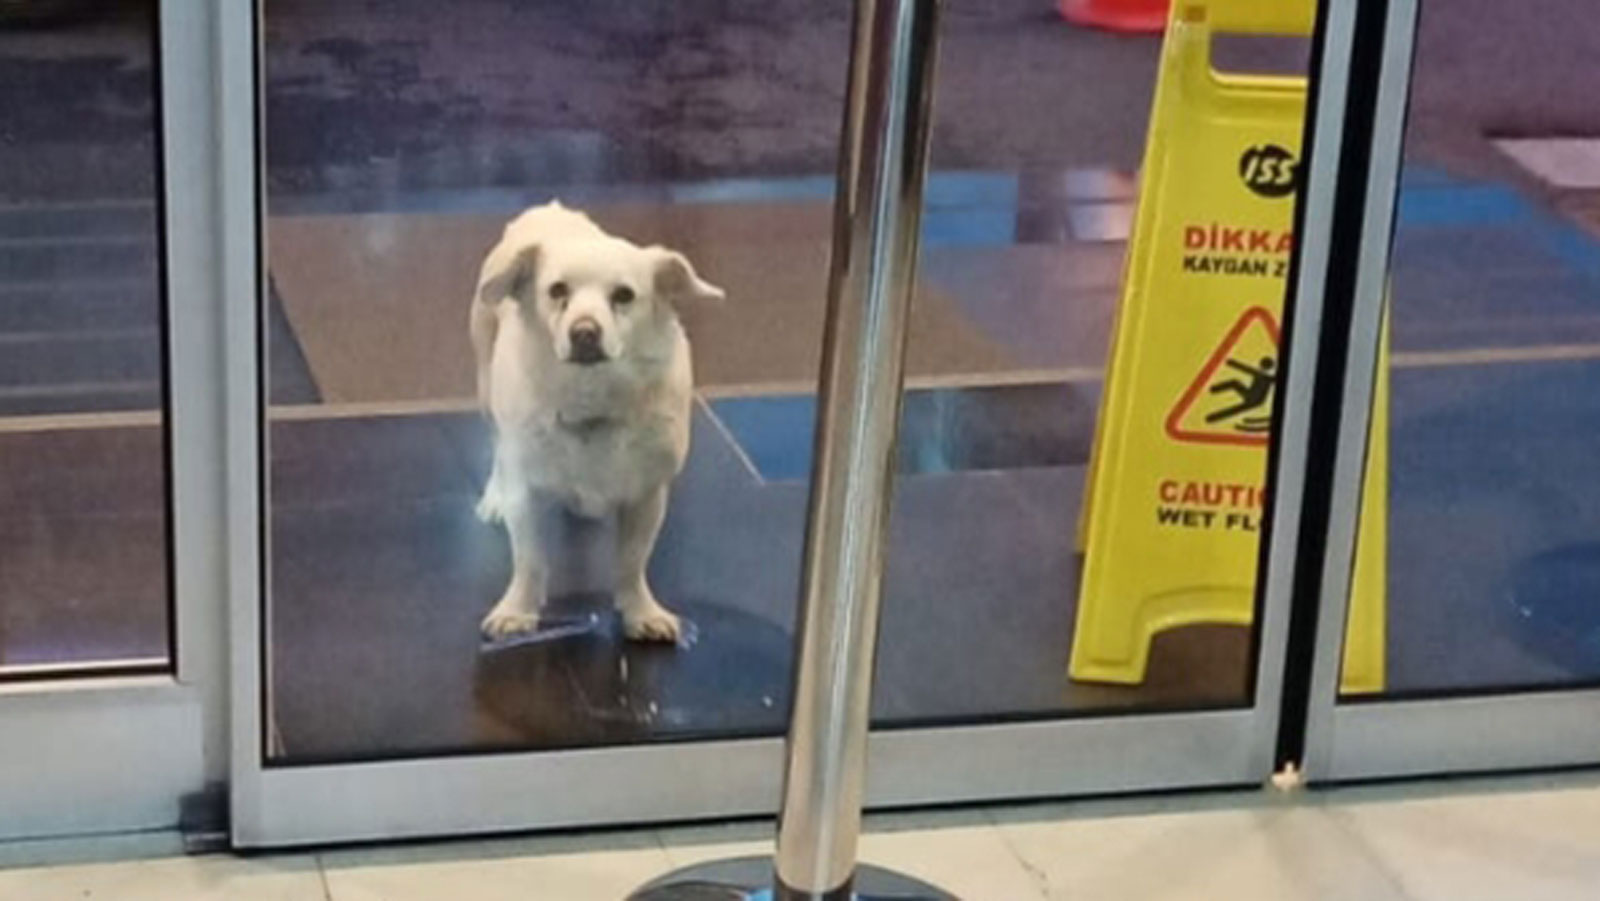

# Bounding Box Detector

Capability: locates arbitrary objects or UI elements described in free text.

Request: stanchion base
[628,855,958,900]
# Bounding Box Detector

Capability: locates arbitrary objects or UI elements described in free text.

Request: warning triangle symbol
[1165,306,1282,447]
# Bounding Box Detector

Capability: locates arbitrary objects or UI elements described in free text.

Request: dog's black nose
[568,319,605,363]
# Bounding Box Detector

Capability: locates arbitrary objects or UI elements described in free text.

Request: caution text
[1155,479,1266,532]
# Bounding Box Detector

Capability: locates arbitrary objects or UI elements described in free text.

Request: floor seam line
[315,852,335,901]
[984,808,1052,899]
[1321,804,1420,901]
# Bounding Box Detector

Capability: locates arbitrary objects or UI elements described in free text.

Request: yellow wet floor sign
[1071,0,1386,694]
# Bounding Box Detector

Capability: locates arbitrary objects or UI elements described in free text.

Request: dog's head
[478,229,724,366]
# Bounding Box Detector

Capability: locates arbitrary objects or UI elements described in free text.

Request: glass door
[1301,0,1600,780]
[231,0,1362,846]
[0,1,221,840]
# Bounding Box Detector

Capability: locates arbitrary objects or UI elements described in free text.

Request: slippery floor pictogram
[1164,306,1282,447]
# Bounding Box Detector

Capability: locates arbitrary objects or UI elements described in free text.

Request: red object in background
[1059,0,1170,33]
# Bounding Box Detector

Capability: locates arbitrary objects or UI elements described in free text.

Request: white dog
[470,202,724,643]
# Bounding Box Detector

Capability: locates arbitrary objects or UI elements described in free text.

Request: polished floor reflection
[265,399,1250,762]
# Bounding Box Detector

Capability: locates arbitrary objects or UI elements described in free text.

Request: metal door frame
[1297,0,1600,783]
[225,0,1365,847]
[0,2,230,841]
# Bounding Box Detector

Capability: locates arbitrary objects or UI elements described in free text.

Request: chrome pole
[775,0,941,894]
[629,1,950,898]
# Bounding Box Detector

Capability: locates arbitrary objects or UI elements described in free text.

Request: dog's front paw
[481,603,540,640]
[623,607,683,644]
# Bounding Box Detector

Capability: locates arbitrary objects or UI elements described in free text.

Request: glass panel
[0,1,169,678]
[1344,0,1600,698]
[261,1,1314,764]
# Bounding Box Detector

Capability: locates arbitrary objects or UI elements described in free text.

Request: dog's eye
[610,286,636,306]
[548,282,570,302]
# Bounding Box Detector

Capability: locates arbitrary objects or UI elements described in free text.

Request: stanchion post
[775,0,941,895]
[628,1,950,898]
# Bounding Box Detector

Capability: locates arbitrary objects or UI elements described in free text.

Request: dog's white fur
[471,202,724,643]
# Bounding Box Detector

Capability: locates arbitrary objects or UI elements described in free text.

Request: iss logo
[1239,144,1299,198]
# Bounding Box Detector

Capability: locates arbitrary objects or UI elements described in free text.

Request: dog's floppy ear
[647,246,725,305]
[476,239,541,306]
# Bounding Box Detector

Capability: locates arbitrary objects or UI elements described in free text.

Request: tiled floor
[5,773,1600,899]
